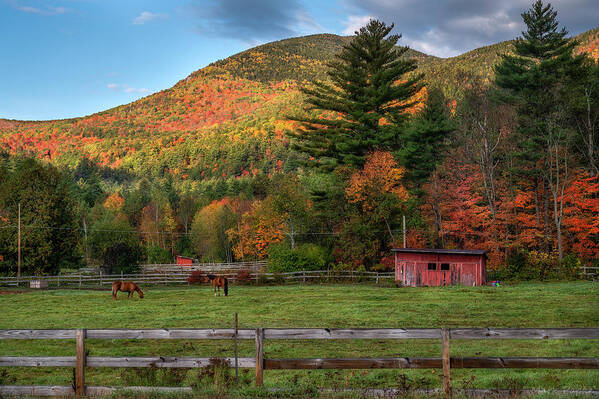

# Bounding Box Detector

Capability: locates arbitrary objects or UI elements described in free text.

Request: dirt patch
[0,290,25,295]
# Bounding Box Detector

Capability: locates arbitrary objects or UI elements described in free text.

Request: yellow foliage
[346,151,409,211]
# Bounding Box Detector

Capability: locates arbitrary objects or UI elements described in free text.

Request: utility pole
[17,202,21,279]
[402,215,406,249]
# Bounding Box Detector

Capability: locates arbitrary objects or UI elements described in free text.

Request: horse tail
[224,278,228,296]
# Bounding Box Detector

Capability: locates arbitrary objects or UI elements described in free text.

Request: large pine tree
[495,0,582,174]
[289,20,421,170]
[494,0,584,260]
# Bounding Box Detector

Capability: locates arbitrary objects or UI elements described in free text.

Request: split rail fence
[0,328,597,397]
[0,270,395,288]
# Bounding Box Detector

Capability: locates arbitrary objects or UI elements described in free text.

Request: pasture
[0,281,598,394]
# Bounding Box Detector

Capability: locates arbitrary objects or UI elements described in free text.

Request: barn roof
[392,248,487,257]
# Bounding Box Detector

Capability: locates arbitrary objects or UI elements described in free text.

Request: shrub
[102,242,142,274]
[235,269,253,284]
[145,245,173,264]
[267,243,331,273]
[187,270,205,284]
[496,249,584,281]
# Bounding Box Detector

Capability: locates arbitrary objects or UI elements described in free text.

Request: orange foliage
[103,193,124,212]
[227,199,285,260]
[346,151,409,212]
[563,172,599,259]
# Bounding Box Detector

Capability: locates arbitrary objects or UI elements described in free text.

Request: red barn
[175,255,197,266]
[393,248,486,287]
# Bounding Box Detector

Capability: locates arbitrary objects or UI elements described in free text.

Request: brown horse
[112,281,144,300]
[205,274,228,296]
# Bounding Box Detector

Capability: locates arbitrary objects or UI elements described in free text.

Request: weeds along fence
[0,270,395,288]
[0,328,597,397]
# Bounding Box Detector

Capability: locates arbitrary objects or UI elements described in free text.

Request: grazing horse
[205,274,228,296]
[112,281,144,300]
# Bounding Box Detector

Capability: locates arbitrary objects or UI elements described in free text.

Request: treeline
[0,1,598,279]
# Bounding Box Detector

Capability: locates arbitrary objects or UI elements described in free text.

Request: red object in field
[393,248,486,287]
[176,255,195,266]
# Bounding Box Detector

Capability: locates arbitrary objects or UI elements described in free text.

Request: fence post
[255,327,264,386]
[76,329,86,397]
[79,271,82,289]
[57,272,60,288]
[99,270,102,287]
[376,272,379,285]
[234,313,239,384]
[302,270,306,284]
[121,270,123,282]
[442,328,451,398]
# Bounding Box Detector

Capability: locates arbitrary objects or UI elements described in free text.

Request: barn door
[460,263,477,286]
[450,263,460,285]
[403,262,416,286]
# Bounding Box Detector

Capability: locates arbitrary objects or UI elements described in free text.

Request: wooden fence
[0,328,597,397]
[141,261,267,274]
[0,270,395,288]
[581,266,599,279]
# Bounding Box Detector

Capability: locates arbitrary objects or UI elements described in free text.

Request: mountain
[1,28,598,184]
[206,33,436,83]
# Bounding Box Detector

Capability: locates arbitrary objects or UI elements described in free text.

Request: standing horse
[206,274,228,296]
[112,281,144,299]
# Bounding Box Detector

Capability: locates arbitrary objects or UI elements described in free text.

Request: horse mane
[207,274,216,281]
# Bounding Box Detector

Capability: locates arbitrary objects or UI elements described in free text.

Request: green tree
[268,174,309,250]
[494,0,585,260]
[0,158,80,275]
[399,88,454,192]
[88,214,141,273]
[565,58,599,176]
[190,200,236,262]
[289,19,421,169]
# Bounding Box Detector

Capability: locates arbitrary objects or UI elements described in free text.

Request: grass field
[0,281,598,396]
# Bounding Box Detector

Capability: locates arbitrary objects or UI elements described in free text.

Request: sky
[1,0,598,121]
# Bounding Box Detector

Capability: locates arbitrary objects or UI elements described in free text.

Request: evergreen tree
[399,88,454,193]
[495,0,583,176]
[494,0,584,260]
[289,19,421,170]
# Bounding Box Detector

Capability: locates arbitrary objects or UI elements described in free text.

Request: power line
[0,223,405,237]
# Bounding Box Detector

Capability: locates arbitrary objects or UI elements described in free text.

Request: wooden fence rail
[0,328,598,397]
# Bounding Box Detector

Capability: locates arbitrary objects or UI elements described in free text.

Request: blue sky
[1,0,598,121]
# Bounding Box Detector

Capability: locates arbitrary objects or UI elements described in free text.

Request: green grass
[0,281,597,394]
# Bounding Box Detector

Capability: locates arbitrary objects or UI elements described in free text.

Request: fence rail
[0,327,597,397]
[141,261,267,273]
[0,270,395,288]
[581,266,599,278]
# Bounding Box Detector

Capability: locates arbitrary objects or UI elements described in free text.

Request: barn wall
[394,252,485,287]
[176,256,193,266]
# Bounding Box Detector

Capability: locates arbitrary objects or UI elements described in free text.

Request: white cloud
[342,0,599,57]
[10,1,69,15]
[133,11,167,25]
[342,15,374,35]
[294,9,325,35]
[107,83,150,94]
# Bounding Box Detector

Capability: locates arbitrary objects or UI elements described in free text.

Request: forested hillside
[1,14,598,277]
